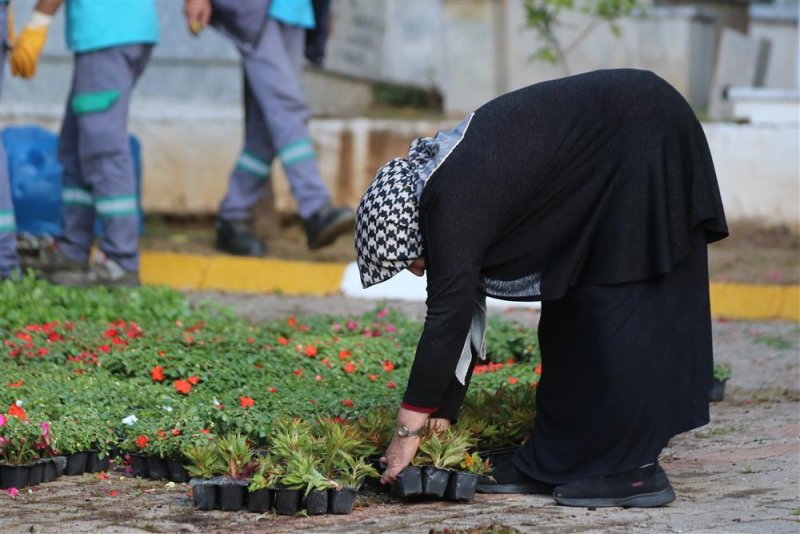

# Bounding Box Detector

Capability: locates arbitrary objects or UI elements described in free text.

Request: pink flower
[376,308,388,319]
[346,321,358,331]
[7,487,18,498]
[0,414,5,427]
[386,324,397,333]
[39,422,50,437]
[331,323,342,332]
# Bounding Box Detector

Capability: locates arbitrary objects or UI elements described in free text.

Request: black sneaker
[476,449,555,495]
[553,462,676,508]
[303,203,355,250]
[215,219,267,257]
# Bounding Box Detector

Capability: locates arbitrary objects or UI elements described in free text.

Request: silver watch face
[396,424,416,437]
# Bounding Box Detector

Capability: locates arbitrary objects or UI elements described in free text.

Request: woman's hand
[379,407,430,485]
[379,433,420,485]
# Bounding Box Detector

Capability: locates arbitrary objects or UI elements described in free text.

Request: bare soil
[141,218,800,285]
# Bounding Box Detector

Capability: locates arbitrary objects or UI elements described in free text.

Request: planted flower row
[0,278,541,512]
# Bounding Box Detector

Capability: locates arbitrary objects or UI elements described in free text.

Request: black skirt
[514,231,713,484]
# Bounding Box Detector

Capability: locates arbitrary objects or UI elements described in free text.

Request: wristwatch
[395,424,422,438]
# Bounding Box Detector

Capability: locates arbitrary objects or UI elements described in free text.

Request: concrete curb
[140,251,800,322]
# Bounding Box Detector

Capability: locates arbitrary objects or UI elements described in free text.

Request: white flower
[121,414,138,426]
[162,406,173,412]
[15,400,23,407]
[213,397,221,407]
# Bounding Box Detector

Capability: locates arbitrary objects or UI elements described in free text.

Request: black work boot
[303,203,355,250]
[49,252,140,288]
[215,219,267,257]
[553,462,676,508]
[476,448,555,495]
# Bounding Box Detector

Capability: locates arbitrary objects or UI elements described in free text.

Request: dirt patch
[143,218,799,284]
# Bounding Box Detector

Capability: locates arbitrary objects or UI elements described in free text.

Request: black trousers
[515,231,713,484]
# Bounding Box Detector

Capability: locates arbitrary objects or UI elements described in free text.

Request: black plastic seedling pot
[709,379,727,402]
[0,465,29,489]
[218,480,247,511]
[63,452,88,476]
[147,456,169,480]
[129,453,148,478]
[446,471,479,501]
[42,459,57,483]
[305,489,328,515]
[274,488,302,515]
[191,479,217,511]
[166,459,190,483]
[422,466,450,497]
[328,487,357,514]
[26,461,44,486]
[394,466,423,497]
[85,451,110,473]
[246,488,272,513]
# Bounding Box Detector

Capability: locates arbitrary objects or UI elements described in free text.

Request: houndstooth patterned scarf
[355,158,422,288]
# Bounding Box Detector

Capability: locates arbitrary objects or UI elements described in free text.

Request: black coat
[404,69,728,409]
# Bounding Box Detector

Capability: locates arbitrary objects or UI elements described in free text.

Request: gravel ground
[2,291,798,534]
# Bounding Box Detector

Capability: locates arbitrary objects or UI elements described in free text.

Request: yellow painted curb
[710,283,799,322]
[141,251,799,321]
[140,251,346,296]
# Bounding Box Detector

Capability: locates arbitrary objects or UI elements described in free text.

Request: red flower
[187,375,200,385]
[150,366,165,382]
[508,376,518,385]
[292,368,303,377]
[171,428,181,436]
[277,336,289,345]
[200,429,211,434]
[136,435,149,449]
[343,362,357,374]
[110,490,118,497]
[38,347,50,356]
[6,380,24,388]
[387,381,397,389]
[341,399,355,408]
[239,396,255,408]
[97,345,110,353]
[268,386,278,393]
[247,337,254,344]
[287,316,297,327]
[305,344,318,357]
[534,363,542,375]
[321,357,333,369]
[8,404,27,421]
[368,374,378,381]
[383,360,395,372]
[174,380,192,395]
[338,349,351,361]
[309,399,317,405]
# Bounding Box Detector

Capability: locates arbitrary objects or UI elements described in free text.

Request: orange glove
[10,25,49,79]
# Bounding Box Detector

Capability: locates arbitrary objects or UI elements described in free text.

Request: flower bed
[0,277,541,510]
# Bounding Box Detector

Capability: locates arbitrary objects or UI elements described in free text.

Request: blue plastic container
[2,125,143,236]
